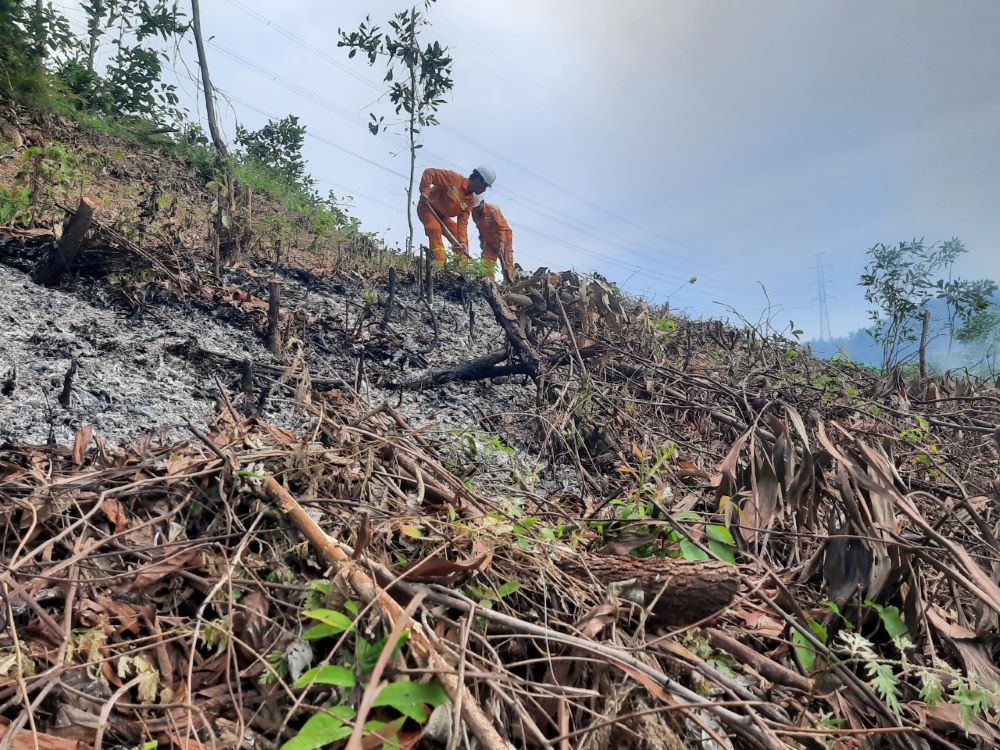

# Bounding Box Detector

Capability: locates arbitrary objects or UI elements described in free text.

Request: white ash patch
[0,263,291,446]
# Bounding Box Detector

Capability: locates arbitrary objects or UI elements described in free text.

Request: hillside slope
[3,110,1000,750]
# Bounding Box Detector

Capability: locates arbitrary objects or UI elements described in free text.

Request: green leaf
[281,707,354,750]
[304,609,354,630]
[302,623,340,640]
[867,661,901,716]
[792,615,827,672]
[807,616,828,643]
[672,511,701,522]
[373,680,449,722]
[496,581,520,598]
[293,665,356,689]
[357,631,410,674]
[708,540,735,563]
[706,524,735,545]
[679,539,709,561]
[792,627,817,671]
[919,669,945,709]
[301,609,354,640]
[864,600,910,641]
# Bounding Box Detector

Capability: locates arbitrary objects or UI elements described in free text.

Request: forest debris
[560,553,737,627]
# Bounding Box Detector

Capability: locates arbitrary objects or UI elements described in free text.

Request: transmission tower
[812,253,833,341]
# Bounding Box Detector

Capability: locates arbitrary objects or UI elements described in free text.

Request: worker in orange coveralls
[472,200,516,283]
[417,165,495,263]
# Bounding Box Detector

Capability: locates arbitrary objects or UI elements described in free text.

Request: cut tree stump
[560,553,738,627]
[33,198,96,286]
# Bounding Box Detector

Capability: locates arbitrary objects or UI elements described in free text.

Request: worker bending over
[472,200,516,283]
[417,165,495,263]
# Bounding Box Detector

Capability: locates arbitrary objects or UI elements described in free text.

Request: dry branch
[261,476,508,750]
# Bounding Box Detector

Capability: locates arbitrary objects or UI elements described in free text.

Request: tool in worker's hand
[420,196,466,255]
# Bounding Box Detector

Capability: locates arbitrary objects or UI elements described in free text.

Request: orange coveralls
[473,202,515,282]
[417,168,476,263]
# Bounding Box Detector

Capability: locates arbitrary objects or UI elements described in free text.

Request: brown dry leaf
[718,427,753,477]
[164,453,201,478]
[733,608,784,639]
[403,546,494,584]
[917,701,1000,742]
[96,595,142,635]
[234,591,270,650]
[352,513,372,560]
[72,424,93,466]
[745,447,779,541]
[0,725,94,750]
[266,423,297,444]
[927,606,1000,699]
[99,497,128,534]
[167,735,214,750]
[131,548,203,589]
[593,532,661,556]
[360,717,407,749]
[575,603,619,639]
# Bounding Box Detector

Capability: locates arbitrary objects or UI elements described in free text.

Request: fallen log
[559,553,738,628]
[33,197,96,285]
[386,349,516,389]
[387,344,607,390]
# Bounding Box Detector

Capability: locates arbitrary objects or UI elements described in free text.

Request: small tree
[337,1,454,256]
[235,115,312,192]
[859,238,997,372]
[59,0,188,121]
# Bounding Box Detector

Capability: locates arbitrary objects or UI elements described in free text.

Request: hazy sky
[58,0,1000,337]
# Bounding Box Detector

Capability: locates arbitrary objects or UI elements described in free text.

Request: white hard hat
[474,164,496,186]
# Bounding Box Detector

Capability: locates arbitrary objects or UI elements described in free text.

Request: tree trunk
[85,1,105,72]
[560,554,738,628]
[33,0,46,58]
[190,0,228,157]
[406,56,417,258]
[919,309,931,379]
